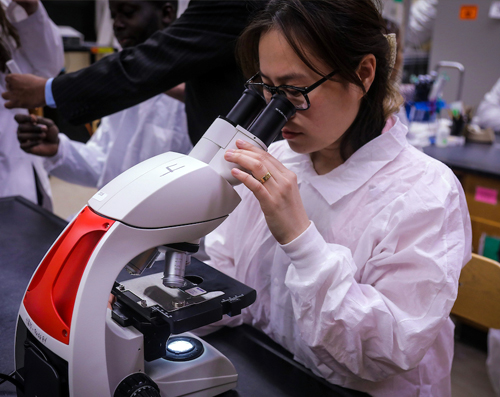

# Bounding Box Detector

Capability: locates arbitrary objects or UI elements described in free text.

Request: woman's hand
[224,139,310,245]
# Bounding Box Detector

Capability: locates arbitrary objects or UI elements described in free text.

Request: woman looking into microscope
[202,1,472,396]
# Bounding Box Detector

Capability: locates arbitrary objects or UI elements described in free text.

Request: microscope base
[146,332,237,397]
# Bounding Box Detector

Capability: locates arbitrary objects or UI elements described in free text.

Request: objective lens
[162,250,190,288]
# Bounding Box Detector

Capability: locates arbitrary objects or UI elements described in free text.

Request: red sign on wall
[460,5,478,19]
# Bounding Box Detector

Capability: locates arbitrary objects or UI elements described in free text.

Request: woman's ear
[357,54,376,93]
[161,3,176,27]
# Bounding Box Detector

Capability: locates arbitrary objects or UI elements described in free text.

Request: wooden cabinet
[457,172,500,253]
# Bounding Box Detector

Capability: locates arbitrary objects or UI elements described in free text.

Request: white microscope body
[14,91,295,397]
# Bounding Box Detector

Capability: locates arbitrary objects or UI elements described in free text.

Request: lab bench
[423,136,500,254]
[0,196,367,397]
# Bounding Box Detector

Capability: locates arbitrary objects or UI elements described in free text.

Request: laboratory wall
[429,0,500,108]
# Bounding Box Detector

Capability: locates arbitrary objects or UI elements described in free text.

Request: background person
[472,77,500,132]
[406,0,438,50]
[196,1,471,396]
[3,1,267,145]
[0,0,63,210]
[15,0,191,191]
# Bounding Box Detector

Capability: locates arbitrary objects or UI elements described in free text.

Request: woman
[202,1,471,396]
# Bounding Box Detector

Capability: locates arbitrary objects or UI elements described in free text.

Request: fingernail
[232,168,241,175]
[236,139,247,146]
[39,125,47,131]
[225,149,234,158]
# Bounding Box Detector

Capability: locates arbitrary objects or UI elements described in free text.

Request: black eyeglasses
[244,70,337,110]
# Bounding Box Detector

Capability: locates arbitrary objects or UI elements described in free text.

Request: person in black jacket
[3,1,266,145]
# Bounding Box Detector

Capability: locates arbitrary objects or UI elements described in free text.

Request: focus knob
[114,373,161,397]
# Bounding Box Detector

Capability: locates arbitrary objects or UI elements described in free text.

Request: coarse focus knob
[114,373,161,397]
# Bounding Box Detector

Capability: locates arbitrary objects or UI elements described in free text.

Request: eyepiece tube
[226,89,266,129]
[248,94,296,147]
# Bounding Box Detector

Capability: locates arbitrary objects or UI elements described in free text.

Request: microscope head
[189,89,296,185]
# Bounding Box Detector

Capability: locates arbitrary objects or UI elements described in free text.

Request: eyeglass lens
[247,76,308,110]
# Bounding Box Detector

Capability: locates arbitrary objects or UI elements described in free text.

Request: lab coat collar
[281,116,409,205]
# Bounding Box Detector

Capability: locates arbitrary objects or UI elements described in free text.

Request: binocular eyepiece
[226,89,296,147]
[189,87,297,183]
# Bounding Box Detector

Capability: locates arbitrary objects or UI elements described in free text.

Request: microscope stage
[119,273,224,312]
[111,257,256,336]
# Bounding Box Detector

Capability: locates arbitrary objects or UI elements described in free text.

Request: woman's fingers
[224,140,310,245]
[224,139,288,183]
[230,167,274,199]
[225,149,271,179]
[234,139,291,173]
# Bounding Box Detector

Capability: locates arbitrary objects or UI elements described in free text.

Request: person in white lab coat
[197,1,472,396]
[15,0,191,191]
[0,0,64,209]
[406,0,439,49]
[473,76,500,397]
[473,77,500,132]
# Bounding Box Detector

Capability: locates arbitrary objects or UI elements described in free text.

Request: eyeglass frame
[244,70,337,111]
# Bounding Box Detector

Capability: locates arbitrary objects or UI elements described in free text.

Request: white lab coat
[204,116,472,396]
[473,77,500,132]
[43,94,191,189]
[475,78,500,397]
[0,4,64,208]
[406,0,438,48]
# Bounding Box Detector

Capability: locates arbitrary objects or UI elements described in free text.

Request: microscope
[13,89,296,397]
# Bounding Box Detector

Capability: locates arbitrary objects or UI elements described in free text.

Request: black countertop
[423,135,500,178]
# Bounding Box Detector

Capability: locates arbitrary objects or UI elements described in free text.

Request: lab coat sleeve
[12,3,64,77]
[474,78,500,131]
[43,123,111,188]
[282,176,471,382]
[406,0,438,48]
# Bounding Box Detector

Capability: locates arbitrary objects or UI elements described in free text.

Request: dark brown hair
[237,0,403,161]
[0,7,21,73]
